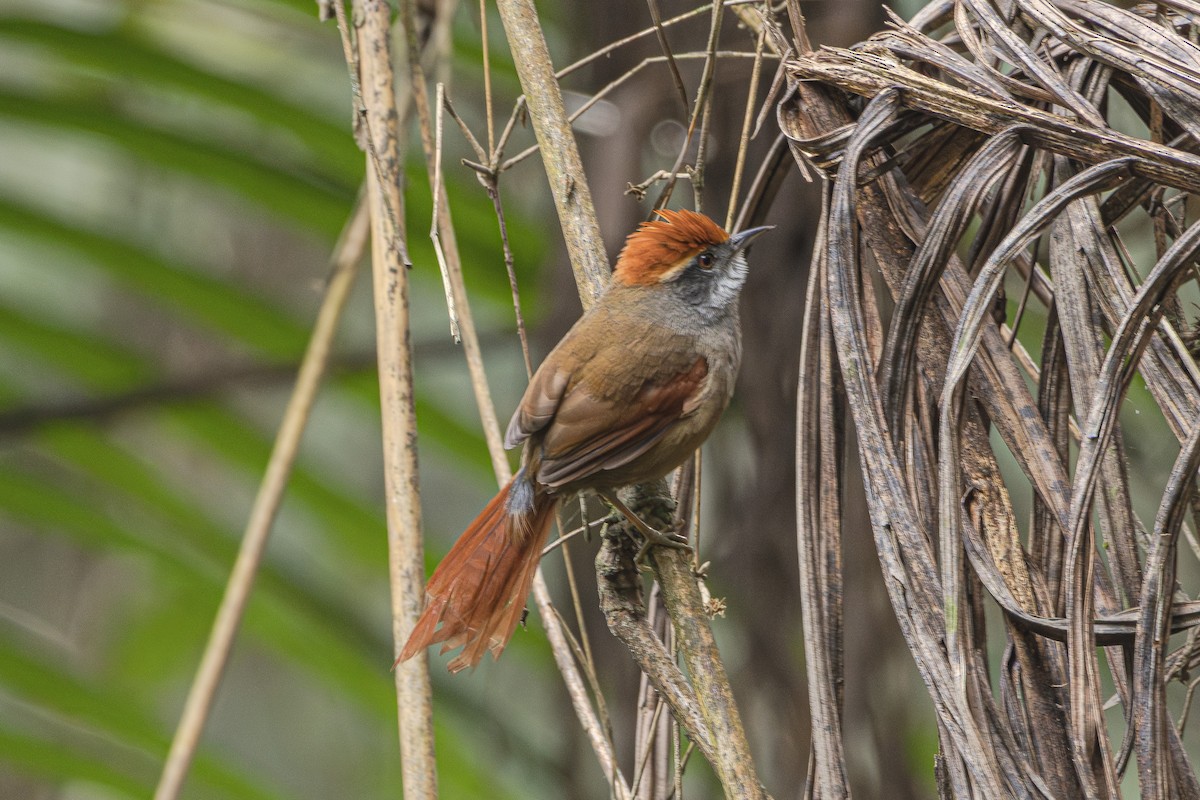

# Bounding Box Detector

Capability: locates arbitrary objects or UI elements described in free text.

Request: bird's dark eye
[697,252,714,269]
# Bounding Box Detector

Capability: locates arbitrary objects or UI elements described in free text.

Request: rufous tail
[397,476,557,672]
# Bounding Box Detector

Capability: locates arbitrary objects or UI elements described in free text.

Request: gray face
[670,241,751,316]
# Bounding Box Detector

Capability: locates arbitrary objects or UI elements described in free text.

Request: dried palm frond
[781,0,1200,795]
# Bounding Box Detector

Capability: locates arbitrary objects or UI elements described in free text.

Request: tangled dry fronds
[781,0,1200,796]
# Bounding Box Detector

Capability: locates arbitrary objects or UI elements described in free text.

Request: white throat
[706,251,748,314]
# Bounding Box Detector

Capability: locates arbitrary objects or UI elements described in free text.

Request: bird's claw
[634,523,693,567]
[596,490,691,567]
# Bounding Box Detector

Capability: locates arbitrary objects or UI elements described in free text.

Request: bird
[398,209,770,672]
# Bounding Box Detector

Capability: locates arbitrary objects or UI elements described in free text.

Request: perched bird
[399,209,770,672]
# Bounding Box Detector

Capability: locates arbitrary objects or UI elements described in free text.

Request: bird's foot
[598,491,692,567]
[632,522,691,566]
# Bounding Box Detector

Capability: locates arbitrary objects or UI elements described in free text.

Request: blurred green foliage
[0,0,559,797]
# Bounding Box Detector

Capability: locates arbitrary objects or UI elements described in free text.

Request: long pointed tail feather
[398,477,557,672]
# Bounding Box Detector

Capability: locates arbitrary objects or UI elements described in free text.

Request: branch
[622,483,770,800]
[495,0,608,303]
[407,0,632,785]
[401,0,509,481]
[596,523,718,761]
[493,2,768,796]
[352,0,438,795]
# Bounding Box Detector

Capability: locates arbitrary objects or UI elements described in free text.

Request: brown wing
[504,361,568,449]
[532,355,708,488]
[504,293,710,489]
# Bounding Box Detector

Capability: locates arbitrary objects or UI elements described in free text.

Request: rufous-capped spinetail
[398,209,771,672]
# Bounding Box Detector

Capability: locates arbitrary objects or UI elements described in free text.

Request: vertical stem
[494,2,768,796]
[533,573,630,797]
[481,0,495,155]
[401,0,508,480]
[494,0,609,305]
[400,3,628,794]
[725,22,767,231]
[652,547,766,799]
[356,1,438,796]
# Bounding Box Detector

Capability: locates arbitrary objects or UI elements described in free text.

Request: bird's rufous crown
[613,209,730,286]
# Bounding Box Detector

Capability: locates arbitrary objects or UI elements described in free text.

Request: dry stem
[495,0,609,301]
[401,0,508,480]
[402,0,627,791]
[355,1,438,795]
[494,0,769,795]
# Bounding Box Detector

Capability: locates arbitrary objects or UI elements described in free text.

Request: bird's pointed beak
[728,225,774,252]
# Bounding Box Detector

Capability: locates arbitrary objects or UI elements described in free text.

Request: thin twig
[487,178,534,376]
[658,1,725,211]
[541,518,603,556]
[403,0,508,480]
[457,0,730,168]
[499,52,773,176]
[534,571,631,798]
[484,2,733,175]
[632,693,669,798]
[628,170,694,200]
[432,83,461,343]
[691,84,716,213]
[726,17,768,231]
[559,523,602,693]
[480,0,495,155]
[357,1,439,796]
[545,601,622,786]
[556,3,720,81]
[442,91,489,163]
[633,582,675,799]
[646,0,691,114]
[153,196,370,800]
[496,0,609,300]
[436,89,535,375]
